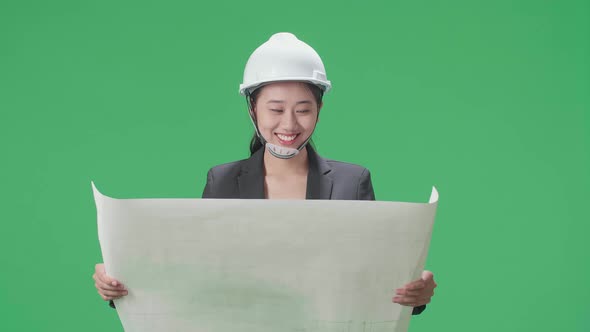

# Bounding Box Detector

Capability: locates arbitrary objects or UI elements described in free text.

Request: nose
[280,110,298,130]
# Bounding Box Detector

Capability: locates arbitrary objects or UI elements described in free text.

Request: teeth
[277,134,297,141]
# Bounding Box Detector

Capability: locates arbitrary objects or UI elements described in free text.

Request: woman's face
[253,82,321,148]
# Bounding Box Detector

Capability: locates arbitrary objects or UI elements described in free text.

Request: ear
[249,97,257,117]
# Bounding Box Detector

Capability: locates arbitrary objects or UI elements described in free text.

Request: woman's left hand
[392,270,436,307]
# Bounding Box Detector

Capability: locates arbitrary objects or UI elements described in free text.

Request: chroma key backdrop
[1,0,588,331]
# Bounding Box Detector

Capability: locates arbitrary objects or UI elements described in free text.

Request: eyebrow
[266,100,313,105]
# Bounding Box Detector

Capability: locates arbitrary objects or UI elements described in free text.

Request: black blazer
[201,146,426,315]
[202,145,375,200]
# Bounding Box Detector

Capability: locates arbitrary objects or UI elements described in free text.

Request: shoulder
[317,155,375,200]
[324,159,371,178]
[308,145,369,179]
[202,158,248,199]
[206,158,247,179]
[313,151,372,184]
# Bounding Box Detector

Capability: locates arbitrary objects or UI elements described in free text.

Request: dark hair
[248,83,324,155]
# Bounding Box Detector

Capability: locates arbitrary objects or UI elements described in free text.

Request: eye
[296,109,310,113]
[270,109,284,113]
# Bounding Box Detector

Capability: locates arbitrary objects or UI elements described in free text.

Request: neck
[263,146,309,176]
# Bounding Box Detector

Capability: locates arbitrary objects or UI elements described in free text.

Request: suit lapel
[237,148,266,199]
[306,145,333,199]
[237,146,333,199]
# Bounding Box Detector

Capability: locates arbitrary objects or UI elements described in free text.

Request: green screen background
[1,0,588,331]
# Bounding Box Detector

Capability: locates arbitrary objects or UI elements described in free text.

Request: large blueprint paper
[92,183,439,332]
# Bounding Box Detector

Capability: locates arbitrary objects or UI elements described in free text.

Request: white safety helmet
[239,32,331,96]
[240,33,331,159]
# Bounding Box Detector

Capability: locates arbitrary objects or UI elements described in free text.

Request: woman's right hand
[93,263,128,301]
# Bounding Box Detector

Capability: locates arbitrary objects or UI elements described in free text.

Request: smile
[276,133,298,141]
[275,133,299,145]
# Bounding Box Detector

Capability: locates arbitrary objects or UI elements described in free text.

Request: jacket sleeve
[202,168,214,198]
[358,168,427,316]
[357,168,376,200]
[412,305,427,315]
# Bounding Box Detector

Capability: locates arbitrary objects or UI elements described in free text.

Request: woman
[93,33,437,315]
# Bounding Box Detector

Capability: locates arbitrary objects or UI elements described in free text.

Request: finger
[418,296,432,305]
[98,289,126,301]
[406,280,426,290]
[101,295,117,301]
[95,263,123,287]
[99,292,117,301]
[409,297,432,306]
[94,276,126,291]
[93,274,123,291]
[393,293,433,306]
[96,271,124,288]
[402,286,434,296]
[422,271,438,292]
[395,288,422,297]
[99,288,128,298]
[396,279,423,291]
[421,270,434,282]
[392,295,418,306]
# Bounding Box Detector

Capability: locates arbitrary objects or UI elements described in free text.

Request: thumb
[421,270,434,282]
[97,264,119,286]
